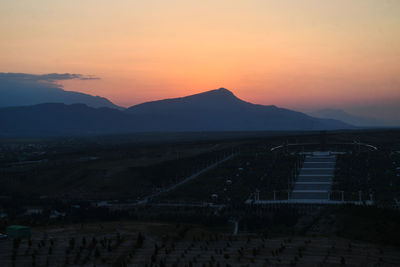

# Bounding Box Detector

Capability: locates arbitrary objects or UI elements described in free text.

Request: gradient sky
[1,0,399,110]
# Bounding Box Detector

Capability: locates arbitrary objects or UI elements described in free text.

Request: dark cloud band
[0,72,100,82]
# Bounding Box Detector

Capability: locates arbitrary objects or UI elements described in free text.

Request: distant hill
[0,88,353,136]
[0,78,121,109]
[308,109,385,127]
[346,102,400,127]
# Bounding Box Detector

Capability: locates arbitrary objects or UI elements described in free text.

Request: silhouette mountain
[0,88,352,136]
[308,108,384,127]
[0,78,121,109]
[126,88,351,131]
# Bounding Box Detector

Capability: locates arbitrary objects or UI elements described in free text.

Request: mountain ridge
[0,88,353,136]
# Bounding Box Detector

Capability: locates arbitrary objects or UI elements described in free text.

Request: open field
[334,151,400,204]
[156,151,299,204]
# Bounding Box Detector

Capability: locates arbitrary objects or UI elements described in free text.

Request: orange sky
[1,0,399,109]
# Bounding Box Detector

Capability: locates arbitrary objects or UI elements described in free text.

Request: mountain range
[0,88,352,136]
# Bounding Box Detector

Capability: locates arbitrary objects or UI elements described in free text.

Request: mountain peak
[200,88,236,98]
[215,87,234,95]
[217,87,232,93]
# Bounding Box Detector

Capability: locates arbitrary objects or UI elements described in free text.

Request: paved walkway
[290,152,335,201]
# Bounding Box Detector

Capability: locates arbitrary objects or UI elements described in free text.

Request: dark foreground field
[1,129,400,266]
[1,220,400,267]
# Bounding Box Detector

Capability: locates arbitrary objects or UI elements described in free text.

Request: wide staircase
[290,152,335,202]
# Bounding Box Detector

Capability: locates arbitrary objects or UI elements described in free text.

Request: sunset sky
[1,0,399,111]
